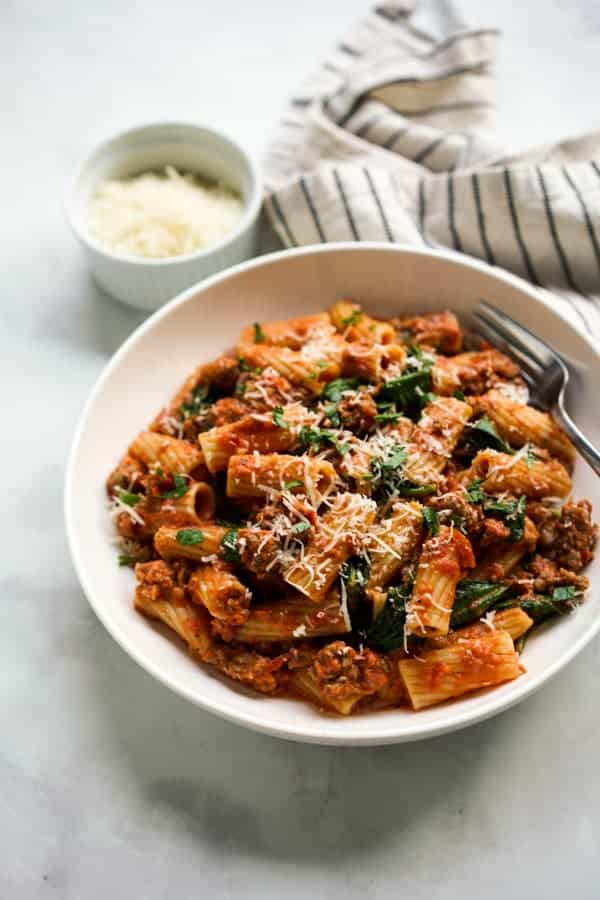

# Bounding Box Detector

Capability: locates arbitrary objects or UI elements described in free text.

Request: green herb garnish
[160,473,189,499]
[451,580,511,628]
[422,506,440,536]
[118,553,135,567]
[298,426,349,455]
[466,479,485,504]
[525,444,537,470]
[340,554,371,625]
[272,406,289,429]
[180,383,211,419]
[321,378,360,403]
[342,310,362,327]
[552,585,576,602]
[116,488,141,507]
[453,389,466,401]
[291,521,311,535]
[497,590,575,624]
[220,528,241,564]
[367,584,411,651]
[484,495,527,542]
[378,368,433,412]
[463,416,514,455]
[375,410,401,424]
[253,322,265,343]
[176,528,204,546]
[284,480,303,490]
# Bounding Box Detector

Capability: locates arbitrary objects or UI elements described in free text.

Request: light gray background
[3,2,600,898]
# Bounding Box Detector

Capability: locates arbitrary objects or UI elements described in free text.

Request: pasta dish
[107,303,597,714]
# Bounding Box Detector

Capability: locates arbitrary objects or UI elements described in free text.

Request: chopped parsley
[235,382,247,397]
[552,585,576,602]
[374,402,401,424]
[116,488,141,507]
[451,513,468,535]
[525,443,537,470]
[298,426,350,455]
[176,528,204,546]
[321,377,360,403]
[374,411,401,424]
[180,383,211,419]
[378,346,434,416]
[342,310,362,327]
[322,402,340,426]
[483,495,527,542]
[118,553,135,567]
[422,506,440,536]
[160,473,189,499]
[291,521,310,535]
[369,442,433,499]
[284,479,303,490]
[220,528,241,564]
[466,479,485,504]
[453,389,466,401]
[253,322,265,343]
[272,406,288,429]
[462,416,514,455]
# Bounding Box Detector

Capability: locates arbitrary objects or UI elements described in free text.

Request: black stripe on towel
[471,173,495,265]
[503,168,540,286]
[333,169,360,240]
[413,132,465,166]
[299,177,327,242]
[269,194,297,247]
[383,127,408,150]
[338,43,362,57]
[423,28,499,57]
[323,61,344,76]
[398,100,493,118]
[374,5,408,22]
[417,177,430,247]
[447,174,463,252]
[290,97,313,108]
[536,166,584,295]
[562,166,600,273]
[536,166,594,333]
[363,168,393,241]
[355,114,383,139]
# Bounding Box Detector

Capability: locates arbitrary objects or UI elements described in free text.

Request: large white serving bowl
[65,244,600,746]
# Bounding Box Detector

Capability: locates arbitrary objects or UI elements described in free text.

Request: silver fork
[472,301,600,476]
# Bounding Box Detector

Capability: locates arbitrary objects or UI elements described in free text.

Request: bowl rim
[64,242,600,745]
[65,120,263,267]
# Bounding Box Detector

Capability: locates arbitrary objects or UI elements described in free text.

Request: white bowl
[66,122,262,312]
[65,244,600,745]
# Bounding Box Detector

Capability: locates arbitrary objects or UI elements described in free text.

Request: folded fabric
[263,0,600,337]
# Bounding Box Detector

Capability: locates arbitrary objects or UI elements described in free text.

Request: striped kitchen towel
[263,1,600,336]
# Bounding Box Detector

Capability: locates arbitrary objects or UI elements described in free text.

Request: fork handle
[554,402,600,477]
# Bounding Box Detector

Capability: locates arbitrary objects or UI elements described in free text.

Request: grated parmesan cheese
[89,166,244,259]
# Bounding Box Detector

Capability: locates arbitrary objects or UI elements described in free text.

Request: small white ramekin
[66,122,263,312]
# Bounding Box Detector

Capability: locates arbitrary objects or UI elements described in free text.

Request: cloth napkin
[263,1,600,337]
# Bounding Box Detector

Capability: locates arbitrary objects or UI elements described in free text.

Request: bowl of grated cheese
[67,122,262,312]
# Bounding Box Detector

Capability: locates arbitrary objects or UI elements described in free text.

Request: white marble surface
[3,2,600,897]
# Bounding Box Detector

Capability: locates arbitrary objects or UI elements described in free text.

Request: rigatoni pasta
[107,303,597,715]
